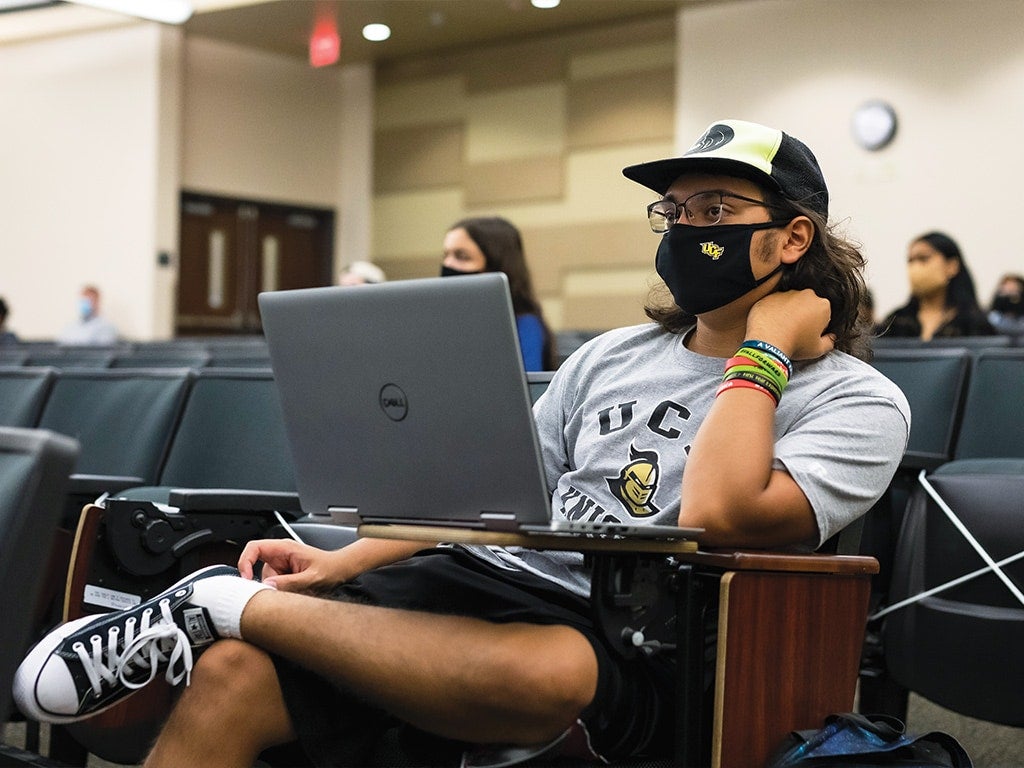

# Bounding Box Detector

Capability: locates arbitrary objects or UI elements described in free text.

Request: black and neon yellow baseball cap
[622,119,829,218]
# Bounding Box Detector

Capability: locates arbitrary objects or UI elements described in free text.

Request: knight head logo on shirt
[606,443,661,517]
[701,241,724,260]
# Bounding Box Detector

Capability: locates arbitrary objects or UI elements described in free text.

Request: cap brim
[622,156,780,196]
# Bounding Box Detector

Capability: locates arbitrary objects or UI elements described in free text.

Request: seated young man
[14,119,910,767]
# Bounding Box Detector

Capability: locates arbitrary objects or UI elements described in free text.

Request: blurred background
[0,0,1019,341]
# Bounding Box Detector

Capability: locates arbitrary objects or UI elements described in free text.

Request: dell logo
[379,383,408,422]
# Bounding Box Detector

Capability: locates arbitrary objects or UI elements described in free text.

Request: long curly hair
[644,190,873,360]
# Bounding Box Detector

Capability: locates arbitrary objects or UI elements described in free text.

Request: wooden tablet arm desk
[361,524,878,768]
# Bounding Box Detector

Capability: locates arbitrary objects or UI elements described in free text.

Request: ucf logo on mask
[701,241,725,260]
[606,443,661,517]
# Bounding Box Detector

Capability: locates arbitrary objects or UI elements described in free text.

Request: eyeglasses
[646,190,769,233]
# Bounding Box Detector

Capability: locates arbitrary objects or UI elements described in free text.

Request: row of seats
[869,345,1024,464]
[862,344,1024,729]
[872,332,1024,350]
[0,364,302,765]
[0,366,294,497]
[0,338,271,370]
[0,342,1016,555]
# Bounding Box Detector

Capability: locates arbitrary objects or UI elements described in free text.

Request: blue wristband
[740,339,793,377]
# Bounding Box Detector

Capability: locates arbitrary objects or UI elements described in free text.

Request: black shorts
[266,546,678,767]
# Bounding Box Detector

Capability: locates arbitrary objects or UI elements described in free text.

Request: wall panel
[372,14,677,332]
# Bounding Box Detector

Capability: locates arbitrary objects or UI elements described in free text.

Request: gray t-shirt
[462,323,910,597]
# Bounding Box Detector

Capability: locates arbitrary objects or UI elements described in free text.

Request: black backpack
[766,713,973,767]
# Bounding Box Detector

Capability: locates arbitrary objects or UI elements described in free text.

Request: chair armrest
[676,548,879,575]
[166,488,302,515]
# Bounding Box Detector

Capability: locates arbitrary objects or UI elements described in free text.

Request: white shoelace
[71,598,195,698]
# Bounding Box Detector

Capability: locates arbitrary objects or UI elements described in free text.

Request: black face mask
[440,265,482,278]
[655,221,788,315]
[992,294,1023,315]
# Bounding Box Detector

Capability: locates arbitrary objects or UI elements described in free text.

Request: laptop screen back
[259,273,554,530]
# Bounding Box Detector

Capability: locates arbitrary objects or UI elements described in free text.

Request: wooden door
[177,193,334,335]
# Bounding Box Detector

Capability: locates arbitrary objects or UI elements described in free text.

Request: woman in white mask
[876,231,995,340]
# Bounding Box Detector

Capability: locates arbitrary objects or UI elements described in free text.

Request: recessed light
[531,0,560,8]
[362,23,391,42]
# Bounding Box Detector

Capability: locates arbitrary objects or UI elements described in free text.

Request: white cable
[273,510,301,542]
[871,470,1024,621]
[870,548,1024,621]
[917,469,1024,608]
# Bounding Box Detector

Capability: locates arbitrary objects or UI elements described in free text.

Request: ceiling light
[64,0,193,24]
[362,23,390,42]
[531,0,561,8]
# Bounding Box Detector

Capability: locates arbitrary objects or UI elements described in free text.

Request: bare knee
[191,638,264,688]
[524,626,597,716]
[151,640,295,762]
[174,639,280,720]
[484,625,598,730]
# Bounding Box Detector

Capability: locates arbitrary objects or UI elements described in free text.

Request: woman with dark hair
[875,231,995,340]
[987,273,1024,333]
[442,216,556,370]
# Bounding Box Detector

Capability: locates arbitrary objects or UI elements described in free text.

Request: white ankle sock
[189,576,273,640]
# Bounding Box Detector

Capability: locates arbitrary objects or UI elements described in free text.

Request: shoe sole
[13,563,238,724]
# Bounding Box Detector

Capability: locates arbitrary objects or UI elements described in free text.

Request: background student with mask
[441,216,556,371]
[875,231,994,340]
[57,284,120,346]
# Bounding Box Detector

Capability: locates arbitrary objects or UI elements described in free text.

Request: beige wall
[0,22,172,340]
[678,0,1024,322]
[181,35,342,207]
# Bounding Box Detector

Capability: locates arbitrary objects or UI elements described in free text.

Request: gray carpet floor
[4,692,1023,767]
[907,694,1024,767]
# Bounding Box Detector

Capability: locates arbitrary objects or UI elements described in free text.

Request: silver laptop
[259,273,700,541]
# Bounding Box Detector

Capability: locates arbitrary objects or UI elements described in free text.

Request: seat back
[0,349,29,366]
[36,368,192,481]
[871,334,1013,351]
[110,348,211,369]
[884,459,1024,726]
[526,370,555,404]
[156,368,296,491]
[0,367,55,427]
[953,348,1024,459]
[24,347,118,369]
[0,427,78,718]
[204,340,271,368]
[870,347,971,469]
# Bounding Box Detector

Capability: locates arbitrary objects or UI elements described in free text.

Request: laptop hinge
[328,506,360,526]
[479,512,519,532]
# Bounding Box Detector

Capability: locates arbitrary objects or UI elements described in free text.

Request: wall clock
[852,100,898,151]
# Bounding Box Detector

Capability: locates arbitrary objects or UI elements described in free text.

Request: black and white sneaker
[13,564,239,723]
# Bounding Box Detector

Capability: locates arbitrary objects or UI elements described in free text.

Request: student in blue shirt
[441,216,556,371]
